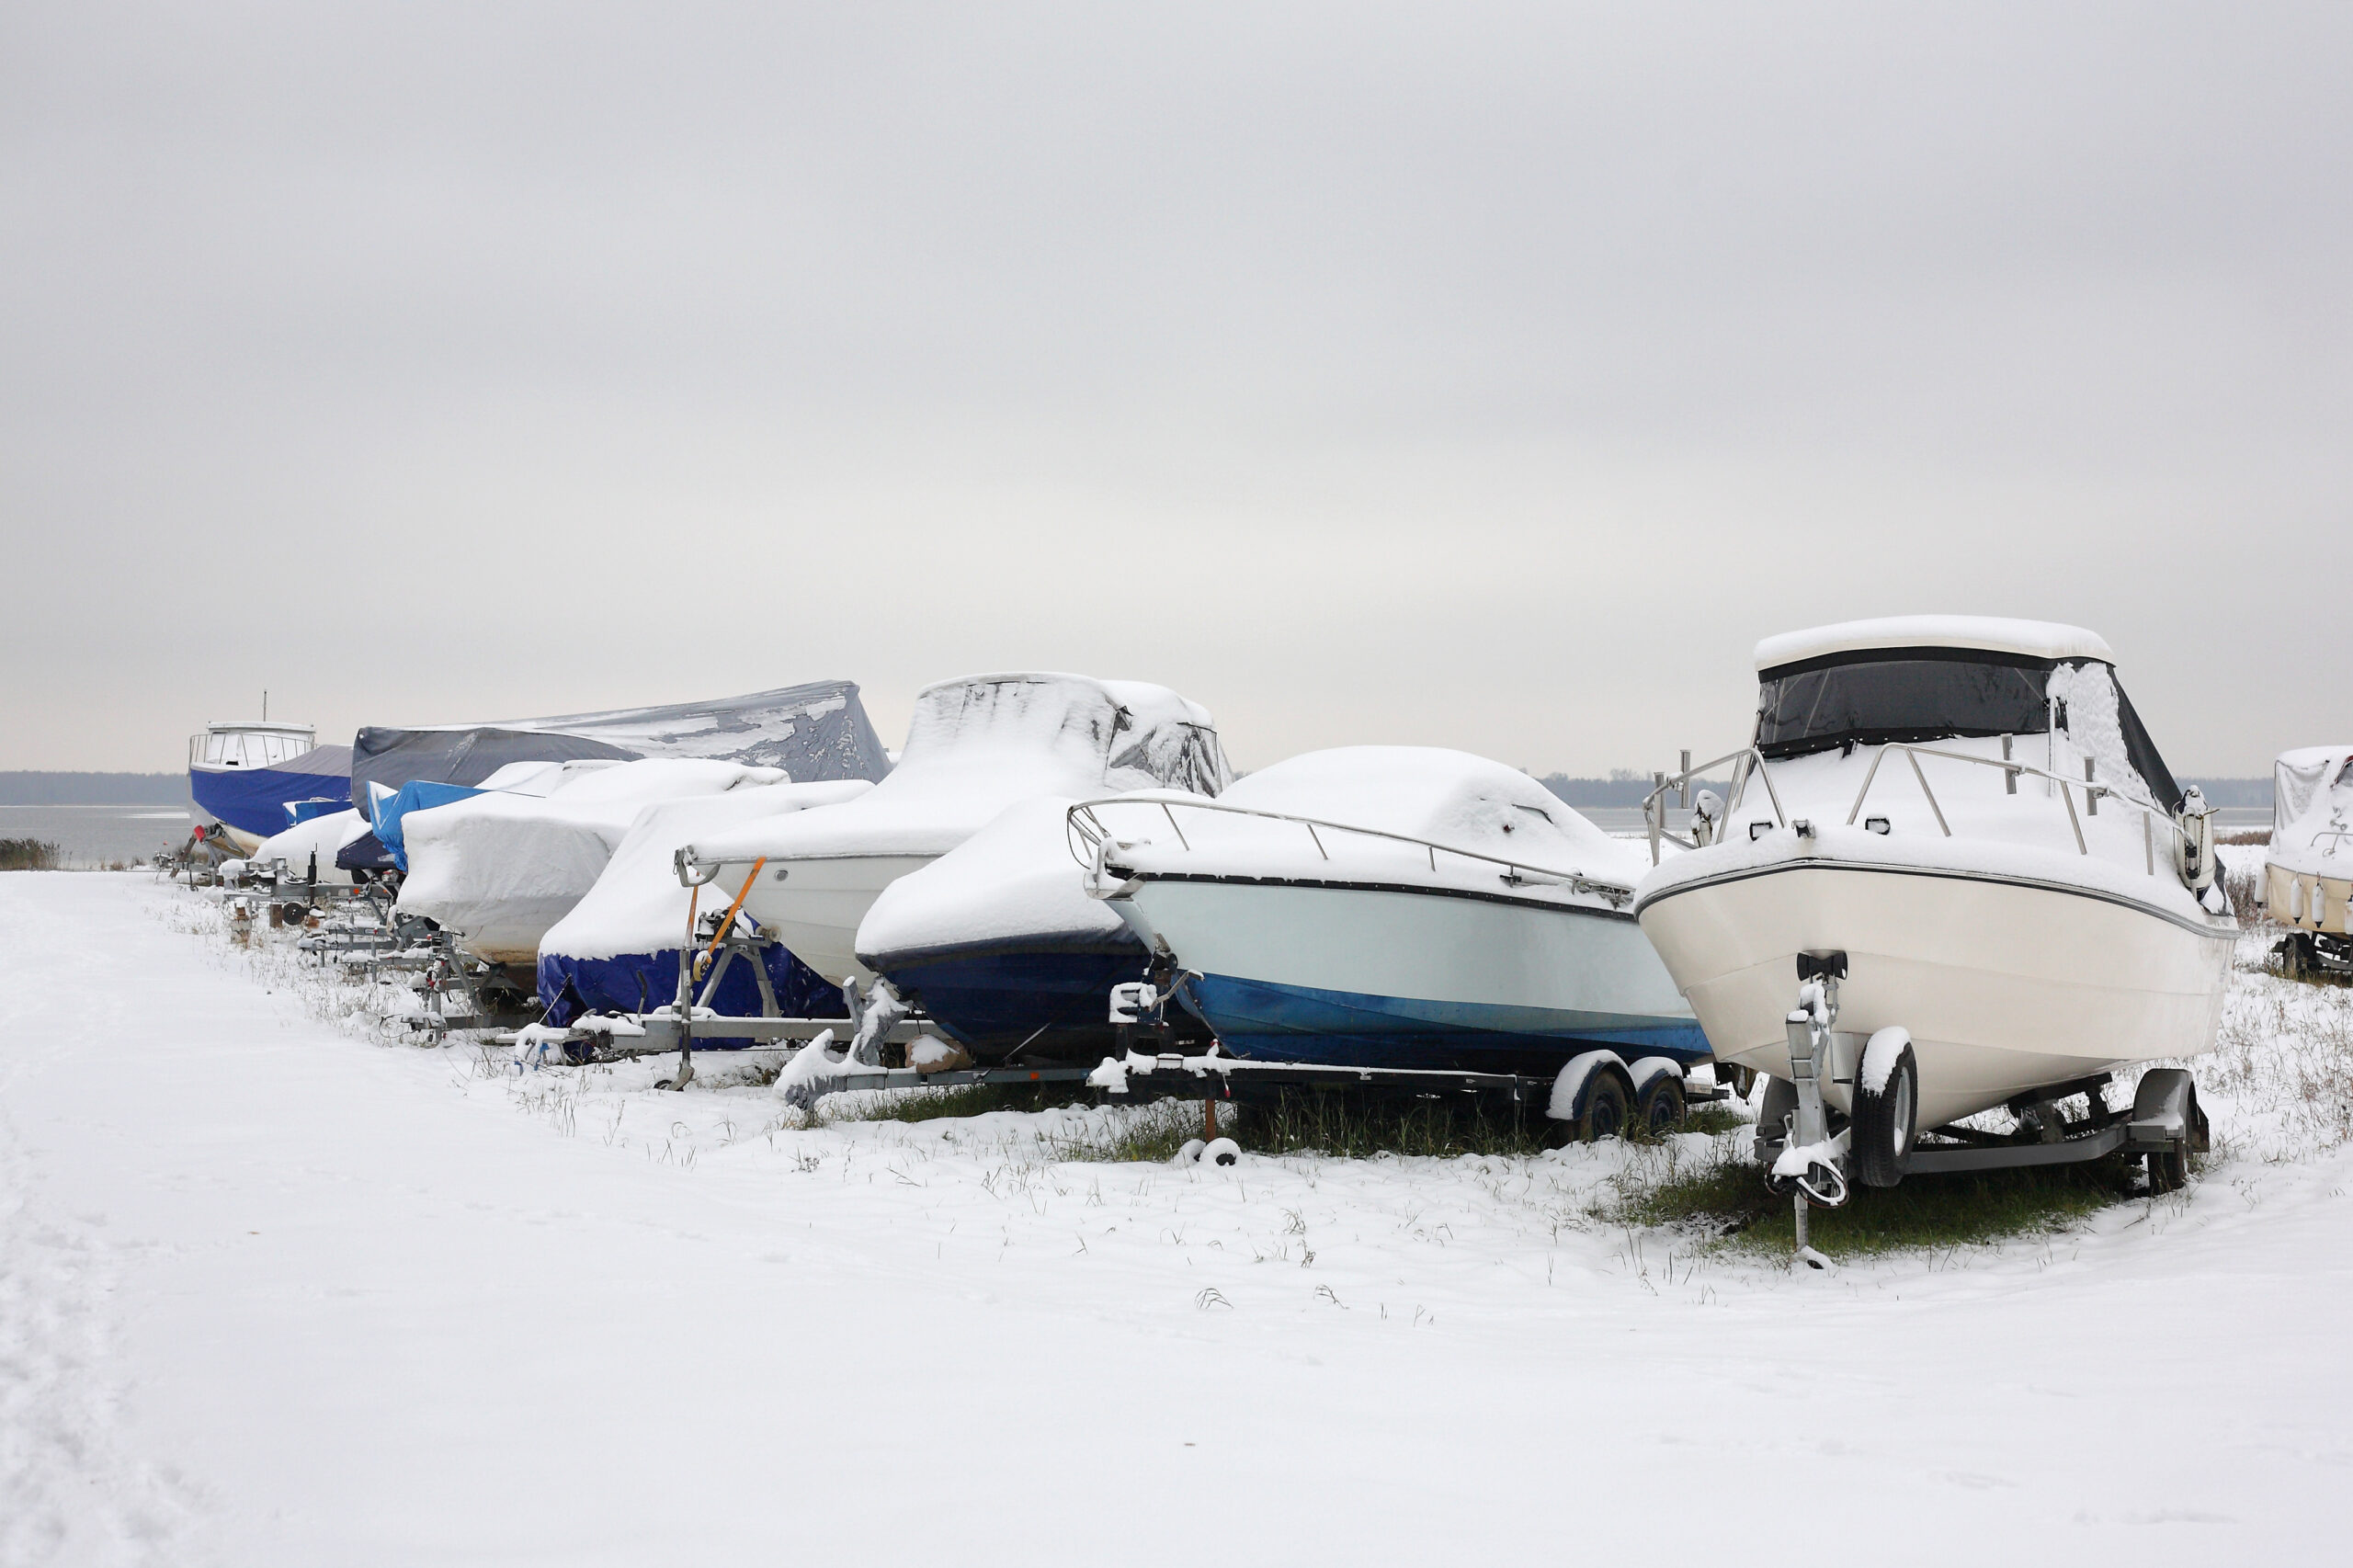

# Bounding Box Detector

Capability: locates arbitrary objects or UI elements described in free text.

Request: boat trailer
[1760,950,2211,1270]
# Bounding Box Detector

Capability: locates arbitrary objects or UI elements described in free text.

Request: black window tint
[1756,658,2052,758]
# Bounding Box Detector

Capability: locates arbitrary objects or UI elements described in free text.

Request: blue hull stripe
[1183,972,1712,1074]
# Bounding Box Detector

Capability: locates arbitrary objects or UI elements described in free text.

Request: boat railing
[1065,796,1638,907]
[1641,741,2203,879]
[1843,742,2195,875]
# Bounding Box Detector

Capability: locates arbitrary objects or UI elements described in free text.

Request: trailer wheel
[1634,1074,1685,1137]
[2146,1083,2200,1195]
[1571,1072,1631,1142]
[1756,1075,1797,1175]
[2136,1072,2200,1195]
[1849,1028,1917,1188]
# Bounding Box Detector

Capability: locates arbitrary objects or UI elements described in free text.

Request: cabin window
[1756,653,2053,759]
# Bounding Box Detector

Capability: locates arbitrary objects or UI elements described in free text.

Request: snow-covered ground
[5,870,2351,1566]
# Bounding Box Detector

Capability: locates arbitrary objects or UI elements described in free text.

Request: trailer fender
[1548,1050,1633,1124]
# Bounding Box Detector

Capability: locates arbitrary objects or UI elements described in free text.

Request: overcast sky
[3,2,2345,777]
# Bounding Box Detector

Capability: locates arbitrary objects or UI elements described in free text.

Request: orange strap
[700,858,767,963]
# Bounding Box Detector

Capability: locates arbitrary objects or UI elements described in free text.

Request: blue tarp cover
[369,781,484,871]
[188,745,355,838]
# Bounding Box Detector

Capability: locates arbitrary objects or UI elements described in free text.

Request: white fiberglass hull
[1636,857,2234,1129]
[726,854,935,986]
[1112,877,1709,1074]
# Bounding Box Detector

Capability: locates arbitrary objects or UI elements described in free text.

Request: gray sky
[4,2,2346,776]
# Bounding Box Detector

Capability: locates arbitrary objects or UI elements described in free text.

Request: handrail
[1642,739,2200,877]
[1639,747,1782,863]
[1065,796,1636,905]
[1844,743,2188,863]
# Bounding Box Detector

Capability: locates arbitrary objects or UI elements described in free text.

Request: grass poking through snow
[1602,1131,2150,1258]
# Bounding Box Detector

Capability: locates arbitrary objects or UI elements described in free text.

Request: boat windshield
[1756,648,2184,811]
[1757,653,2052,757]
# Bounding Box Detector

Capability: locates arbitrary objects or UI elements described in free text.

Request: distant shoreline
[0,771,187,806]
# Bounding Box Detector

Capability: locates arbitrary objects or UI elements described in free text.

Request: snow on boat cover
[348,678,891,801]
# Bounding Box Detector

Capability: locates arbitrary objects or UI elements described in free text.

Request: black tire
[1850,1037,1917,1188]
[1759,1074,1788,1149]
[1634,1074,1685,1138]
[1573,1071,1631,1142]
[2147,1083,2200,1194]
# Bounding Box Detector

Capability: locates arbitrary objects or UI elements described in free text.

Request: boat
[394,758,809,966]
[1070,747,1711,1085]
[681,674,1229,987]
[350,677,891,815]
[186,721,352,853]
[1631,616,2234,1195]
[537,780,874,1031]
[2264,745,2353,978]
[856,796,1214,1066]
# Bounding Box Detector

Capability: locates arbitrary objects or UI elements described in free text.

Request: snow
[1091,746,1650,903]
[242,808,375,887]
[394,760,788,962]
[538,779,874,962]
[686,673,1227,865]
[855,794,1126,962]
[9,872,2353,1562]
[1861,1026,1914,1094]
[1754,615,2118,671]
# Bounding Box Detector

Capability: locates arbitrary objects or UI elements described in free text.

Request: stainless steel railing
[1065,796,1638,906]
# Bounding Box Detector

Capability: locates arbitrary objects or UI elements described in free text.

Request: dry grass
[0,836,63,870]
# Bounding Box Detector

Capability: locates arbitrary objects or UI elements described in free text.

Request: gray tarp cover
[350,680,891,799]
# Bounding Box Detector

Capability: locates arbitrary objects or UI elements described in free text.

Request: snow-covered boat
[237,807,379,889]
[2264,745,2353,977]
[187,721,352,852]
[395,758,804,965]
[856,796,1212,1065]
[350,679,890,807]
[1632,616,2234,1197]
[537,779,874,1028]
[681,675,1229,987]
[1071,747,1710,1082]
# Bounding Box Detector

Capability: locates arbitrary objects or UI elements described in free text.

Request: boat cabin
[1748,616,2183,811]
[189,722,317,772]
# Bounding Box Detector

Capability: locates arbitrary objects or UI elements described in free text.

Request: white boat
[1073,747,1711,1090]
[1632,616,2234,1192]
[2263,745,2353,977]
[393,758,821,965]
[681,674,1229,986]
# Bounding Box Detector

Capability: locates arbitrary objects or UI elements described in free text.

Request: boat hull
[188,760,352,845]
[867,937,1201,1064]
[1111,878,1710,1075]
[1636,858,2235,1128]
[729,854,935,985]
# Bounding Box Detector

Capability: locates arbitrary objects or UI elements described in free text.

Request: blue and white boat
[857,796,1214,1065]
[187,721,353,853]
[1071,747,1710,1076]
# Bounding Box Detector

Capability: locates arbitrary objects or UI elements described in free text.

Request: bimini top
[1755,617,2116,675]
